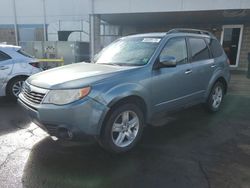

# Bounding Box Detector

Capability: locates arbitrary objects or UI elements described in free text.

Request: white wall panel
[1,0,250,25]
[0,0,90,25]
[94,0,250,14]
[0,0,14,24]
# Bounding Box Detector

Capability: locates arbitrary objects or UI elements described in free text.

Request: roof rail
[167,28,213,37]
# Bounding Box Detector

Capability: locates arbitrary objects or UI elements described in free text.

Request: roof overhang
[100,9,250,26]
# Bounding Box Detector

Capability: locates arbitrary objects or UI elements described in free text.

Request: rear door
[0,50,13,91]
[187,37,215,99]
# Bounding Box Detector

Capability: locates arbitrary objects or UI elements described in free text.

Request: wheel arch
[206,75,228,100]
[99,95,148,136]
[216,77,228,94]
[6,75,29,94]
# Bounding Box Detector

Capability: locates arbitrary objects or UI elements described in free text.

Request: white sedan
[0,44,41,99]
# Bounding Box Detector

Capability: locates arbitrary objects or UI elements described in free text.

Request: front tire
[98,103,144,153]
[205,81,225,113]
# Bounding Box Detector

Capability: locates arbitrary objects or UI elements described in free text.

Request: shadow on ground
[0,97,30,136]
[22,95,250,188]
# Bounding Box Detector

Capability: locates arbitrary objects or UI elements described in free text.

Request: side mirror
[159,56,177,68]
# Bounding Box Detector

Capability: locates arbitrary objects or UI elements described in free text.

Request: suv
[0,44,41,99]
[18,29,230,153]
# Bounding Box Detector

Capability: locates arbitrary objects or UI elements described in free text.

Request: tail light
[29,62,40,68]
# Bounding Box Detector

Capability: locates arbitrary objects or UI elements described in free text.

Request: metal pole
[58,20,61,31]
[247,53,250,79]
[80,20,83,41]
[42,0,47,41]
[90,0,95,61]
[90,16,95,60]
[12,0,18,45]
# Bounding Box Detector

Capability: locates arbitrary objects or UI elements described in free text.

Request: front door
[152,37,194,113]
[221,25,243,67]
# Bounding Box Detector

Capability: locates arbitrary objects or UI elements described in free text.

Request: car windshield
[95,37,162,66]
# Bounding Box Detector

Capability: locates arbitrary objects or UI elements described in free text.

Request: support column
[42,0,47,41]
[90,14,101,61]
[12,0,19,45]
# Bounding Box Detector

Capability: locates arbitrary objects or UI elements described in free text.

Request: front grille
[22,83,46,104]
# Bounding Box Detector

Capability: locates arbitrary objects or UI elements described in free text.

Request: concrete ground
[0,73,250,188]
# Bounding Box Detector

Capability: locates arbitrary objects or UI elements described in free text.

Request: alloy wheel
[111,110,140,148]
[212,86,223,109]
[12,81,24,97]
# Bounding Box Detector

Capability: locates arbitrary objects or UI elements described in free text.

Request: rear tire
[98,103,144,153]
[205,81,225,113]
[6,77,27,100]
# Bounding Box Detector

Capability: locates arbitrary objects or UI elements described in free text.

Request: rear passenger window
[205,38,224,58]
[160,37,188,65]
[189,38,210,62]
[0,51,11,61]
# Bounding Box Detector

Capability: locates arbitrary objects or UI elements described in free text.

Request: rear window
[189,38,210,62]
[17,49,33,58]
[0,50,11,61]
[205,38,224,58]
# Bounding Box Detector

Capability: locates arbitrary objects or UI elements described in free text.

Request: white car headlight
[43,87,91,105]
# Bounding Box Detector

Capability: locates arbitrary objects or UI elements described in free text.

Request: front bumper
[18,94,109,139]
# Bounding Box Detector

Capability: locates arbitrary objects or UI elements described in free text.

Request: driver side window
[160,37,188,65]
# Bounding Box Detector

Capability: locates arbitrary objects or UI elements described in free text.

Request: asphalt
[0,73,250,188]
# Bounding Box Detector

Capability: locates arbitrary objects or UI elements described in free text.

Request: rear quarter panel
[205,54,230,100]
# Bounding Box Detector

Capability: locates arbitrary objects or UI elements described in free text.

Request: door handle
[0,66,9,70]
[211,64,216,68]
[185,69,192,74]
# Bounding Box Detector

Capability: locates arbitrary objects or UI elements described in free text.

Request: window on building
[189,38,210,62]
[0,51,11,62]
[205,38,224,58]
[160,37,188,65]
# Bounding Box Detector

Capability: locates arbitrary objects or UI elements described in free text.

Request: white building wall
[45,0,90,23]
[0,0,91,25]
[0,0,91,42]
[93,0,250,14]
[15,0,44,24]
[0,0,15,25]
[1,0,250,25]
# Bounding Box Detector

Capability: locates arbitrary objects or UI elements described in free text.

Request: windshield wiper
[97,63,122,66]
[97,62,143,67]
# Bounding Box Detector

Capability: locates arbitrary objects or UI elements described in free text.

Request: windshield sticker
[142,58,149,63]
[142,38,161,43]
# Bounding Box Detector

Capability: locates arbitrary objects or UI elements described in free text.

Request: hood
[27,62,136,89]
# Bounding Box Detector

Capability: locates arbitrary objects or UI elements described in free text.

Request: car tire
[205,81,225,113]
[6,77,26,100]
[98,103,144,153]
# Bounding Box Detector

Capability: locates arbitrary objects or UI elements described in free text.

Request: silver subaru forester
[18,29,230,153]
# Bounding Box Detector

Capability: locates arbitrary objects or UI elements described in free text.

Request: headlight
[43,87,91,105]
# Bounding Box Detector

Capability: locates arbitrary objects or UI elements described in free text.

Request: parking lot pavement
[0,75,250,188]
